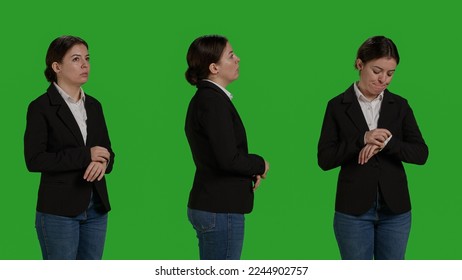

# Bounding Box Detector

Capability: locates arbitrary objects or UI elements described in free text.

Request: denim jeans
[334,201,411,260]
[187,208,245,260]
[35,196,108,260]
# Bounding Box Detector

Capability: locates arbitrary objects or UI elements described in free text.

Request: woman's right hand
[364,128,392,147]
[253,160,270,191]
[91,146,110,163]
[262,160,270,179]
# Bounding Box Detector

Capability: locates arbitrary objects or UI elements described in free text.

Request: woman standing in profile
[24,35,115,259]
[317,36,428,259]
[184,35,269,260]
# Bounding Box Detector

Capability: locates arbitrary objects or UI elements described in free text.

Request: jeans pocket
[187,208,216,233]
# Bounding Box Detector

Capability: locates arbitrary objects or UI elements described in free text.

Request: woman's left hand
[83,161,107,182]
[253,175,262,191]
[358,144,381,165]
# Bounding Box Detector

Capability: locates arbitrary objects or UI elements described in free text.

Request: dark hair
[44,35,89,83]
[185,35,228,85]
[355,36,400,69]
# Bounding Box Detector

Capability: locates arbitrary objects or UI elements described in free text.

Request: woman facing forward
[317,36,428,260]
[24,35,115,260]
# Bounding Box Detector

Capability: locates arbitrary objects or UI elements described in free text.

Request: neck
[57,81,82,101]
[207,76,229,88]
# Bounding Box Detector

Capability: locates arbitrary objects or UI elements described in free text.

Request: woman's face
[356,57,397,99]
[54,43,90,87]
[213,42,240,87]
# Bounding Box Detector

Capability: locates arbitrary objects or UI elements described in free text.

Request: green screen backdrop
[1,0,460,259]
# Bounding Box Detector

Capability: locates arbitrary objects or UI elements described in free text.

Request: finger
[253,176,262,191]
[378,129,392,137]
[83,163,94,180]
[365,145,381,163]
[94,147,109,156]
[95,146,108,152]
[253,179,260,190]
[97,166,107,181]
[89,169,101,182]
[363,146,373,163]
[101,151,110,160]
[83,165,90,180]
[263,161,270,177]
[90,164,103,182]
[364,147,375,163]
[95,150,110,159]
[372,139,384,146]
[86,164,97,182]
[92,156,107,163]
[359,148,367,164]
[382,129,392,137]
[87,164,99,182]
[373,135,385,143]
[360,145,375,164]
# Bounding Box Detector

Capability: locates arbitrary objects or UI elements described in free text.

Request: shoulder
[327,84,356,106]
[29,92,48,104]
[27,92,50,112]
[194,83,229,106]
[384,89,409,106]
[385,89,406,100]
[84,92,102,105]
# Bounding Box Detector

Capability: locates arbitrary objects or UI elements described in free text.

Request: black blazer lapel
[84,96,101,146]
[343,85,370,132]
[47,85,86,146]
[377,90,396,128]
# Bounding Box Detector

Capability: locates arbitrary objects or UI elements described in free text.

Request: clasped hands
[83,146,110,182]
[359,128,392,165]
[253,160,270,191]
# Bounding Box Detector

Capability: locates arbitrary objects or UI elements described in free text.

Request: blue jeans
[35,197,108,260]
[187,208,245,260]
[334,201,411,260]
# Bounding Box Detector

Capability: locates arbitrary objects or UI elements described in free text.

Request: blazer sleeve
[96,101,115,174]
[199,95,265,176]
[317,100,364,171]
[382,101,428,165]
[24,101,92,172]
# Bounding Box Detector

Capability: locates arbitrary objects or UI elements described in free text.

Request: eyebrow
[71,54,90,57]
[372,65,395,71]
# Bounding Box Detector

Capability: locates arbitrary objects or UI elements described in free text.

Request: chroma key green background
[1,0,460,259]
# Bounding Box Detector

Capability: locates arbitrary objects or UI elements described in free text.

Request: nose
[236,55,240,63]
[378,73,387,84]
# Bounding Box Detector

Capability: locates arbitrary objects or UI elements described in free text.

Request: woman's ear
[356,59,363,70]
[209,63,219,75]
[51,62,61,74]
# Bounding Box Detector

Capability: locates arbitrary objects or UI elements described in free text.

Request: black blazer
[317,84,428,215]
[185,81,265,214]
[24,84,115,217]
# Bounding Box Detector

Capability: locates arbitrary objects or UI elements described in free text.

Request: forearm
[25,147,91,172]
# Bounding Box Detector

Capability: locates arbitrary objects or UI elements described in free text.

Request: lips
[373,83,386,91]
